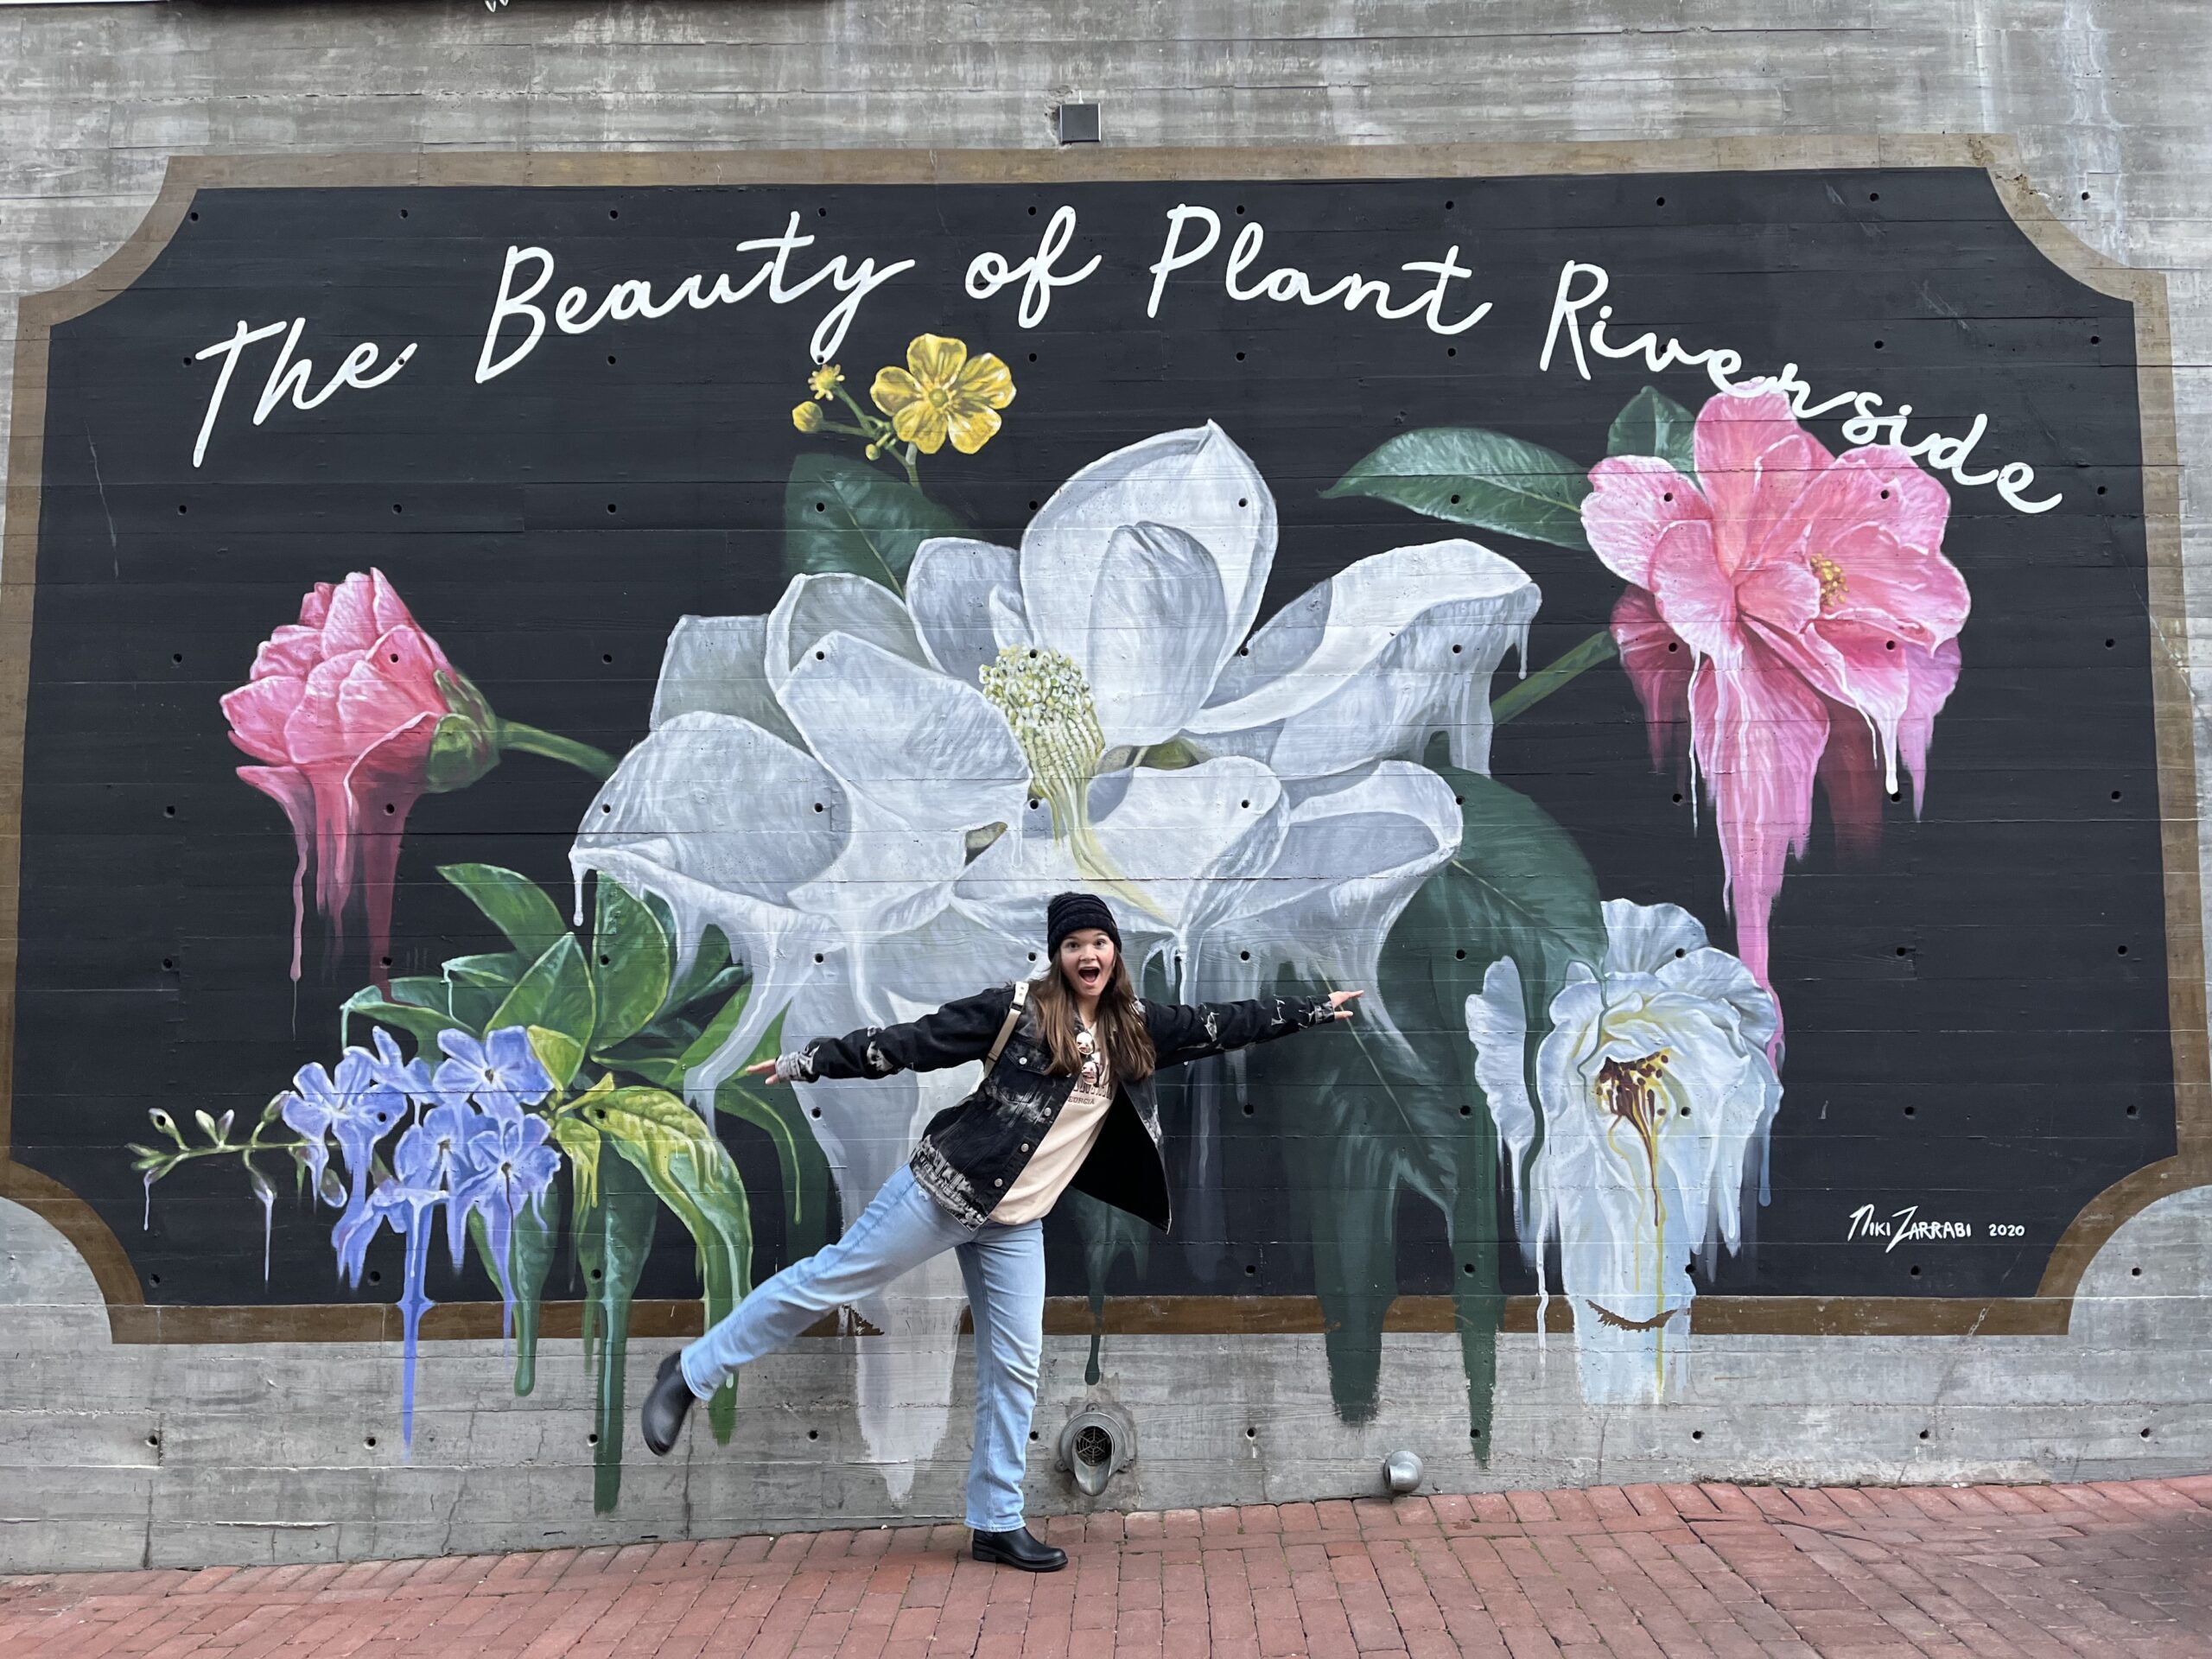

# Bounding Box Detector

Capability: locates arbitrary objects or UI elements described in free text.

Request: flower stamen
[1594,1049,1673,1147]
[978,644,1161,918]
[1810,552,1848,611]
[980,645,1106,837]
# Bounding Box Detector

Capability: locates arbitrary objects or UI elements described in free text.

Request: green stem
[830,387,923,485]
[833,385,899,454]
[142,1126,306,1177]
[1491,629,1620,726]
[496,721,619,781]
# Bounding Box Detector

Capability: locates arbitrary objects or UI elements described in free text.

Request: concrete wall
[4,0,2212,1571]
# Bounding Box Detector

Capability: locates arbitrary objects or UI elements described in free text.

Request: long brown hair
[1029,951,1155,1084]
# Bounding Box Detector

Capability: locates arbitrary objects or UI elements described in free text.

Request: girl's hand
[1326,988,1364,1020]
[741,1058,787,1087]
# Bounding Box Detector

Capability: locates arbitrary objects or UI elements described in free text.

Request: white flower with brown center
[1465,899,1782,1403]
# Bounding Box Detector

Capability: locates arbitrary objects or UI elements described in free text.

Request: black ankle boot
[970,1525,1067,1572]
[639,1351,696,1457]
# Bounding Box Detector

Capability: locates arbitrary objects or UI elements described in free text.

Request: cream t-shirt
[988,1019,1113,1225]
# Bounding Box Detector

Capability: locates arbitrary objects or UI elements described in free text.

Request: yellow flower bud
[791,401,824,434]
[808,364,844,398]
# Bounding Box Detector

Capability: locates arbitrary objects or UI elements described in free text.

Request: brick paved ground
[4,1478,2210,1658]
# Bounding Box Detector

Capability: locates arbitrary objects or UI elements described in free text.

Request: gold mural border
[0,136,2195,1350]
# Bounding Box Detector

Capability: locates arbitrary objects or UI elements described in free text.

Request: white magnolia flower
[1465,900,1781,1404]
[577,423,1541,1094]
[570,422,1543,1479]
[913,422,1539,779]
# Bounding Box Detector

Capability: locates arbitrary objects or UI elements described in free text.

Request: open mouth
[1075,964,1103,988]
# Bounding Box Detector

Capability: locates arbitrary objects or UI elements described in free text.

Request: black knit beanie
[1046,891,1122,955]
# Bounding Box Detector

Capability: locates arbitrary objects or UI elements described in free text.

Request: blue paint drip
[394,1195,439,1450]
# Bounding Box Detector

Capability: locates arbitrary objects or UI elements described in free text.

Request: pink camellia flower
[221,571,497,989]
[1584,384,1970,1031]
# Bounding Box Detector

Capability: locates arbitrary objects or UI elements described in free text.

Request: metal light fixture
[1383,1450,1424,1495]
[1057,103,1102,146]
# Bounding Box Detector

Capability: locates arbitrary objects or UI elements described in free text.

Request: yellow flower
[808,364,843,398]
[791,400,824,434]
[869,334,1015,455]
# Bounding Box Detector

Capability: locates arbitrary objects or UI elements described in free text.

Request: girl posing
[639,891,1361,1572]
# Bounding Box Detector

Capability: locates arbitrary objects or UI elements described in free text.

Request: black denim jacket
[791,985,1336,1230]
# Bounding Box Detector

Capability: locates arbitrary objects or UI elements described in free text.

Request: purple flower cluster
[280,1027,562,1446]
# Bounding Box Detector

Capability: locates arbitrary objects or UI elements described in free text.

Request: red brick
[1314,1500,1360,1533]
[1659,1484,1722,1519]
[1504,1490,1557,1525]
[2159,1473,2212,1508]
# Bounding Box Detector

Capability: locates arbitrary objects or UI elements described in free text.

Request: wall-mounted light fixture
[1057,103,1102,145]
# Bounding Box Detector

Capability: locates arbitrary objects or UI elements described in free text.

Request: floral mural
[139,335,1978,1507]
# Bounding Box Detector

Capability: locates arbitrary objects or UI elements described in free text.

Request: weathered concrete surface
[3,1184,2209,1571]
[4,0,2212,1570]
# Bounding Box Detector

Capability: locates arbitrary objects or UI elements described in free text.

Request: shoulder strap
[984,980,1029,1069]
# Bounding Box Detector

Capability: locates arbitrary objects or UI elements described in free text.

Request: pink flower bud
[220,569,497,990]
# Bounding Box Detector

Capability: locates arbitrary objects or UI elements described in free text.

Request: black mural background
[13,168,2170,1310]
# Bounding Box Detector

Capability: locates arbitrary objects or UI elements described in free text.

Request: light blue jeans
[678,1165,1046,1532]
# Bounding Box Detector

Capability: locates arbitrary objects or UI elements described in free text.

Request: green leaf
[589,878,671,1051]
[714,1073,832,1262]
[1324,428,1592,550]
[444,951,523,1032]
[1245,766,1601,1454]
[574,1149,658,1514]
[680,1004,827,1259]
[507,1179,564,1397]
[644,898,735,1015]
[1606,385,1698,479]
[386,976,452,1016]
[491,936,596,1053]
[670,963,745,1020]
[610,1057,687,1091]
[461,1174,563,1397]
[598,1019,702,1063]
[340,984,454,1050]
[445,952,524,988]
[588,1087,752,1444]
[784,453,965,593]
[444,986,504,1033]
[527,1026,585,1093]
[1408,762,1607,1102]
[551,1083,610,1213]
[679,983,752,1071]
[439,864,570,963]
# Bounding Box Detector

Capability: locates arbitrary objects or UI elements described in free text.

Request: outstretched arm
[1145,989,1362,1068]
[743,984,1014,1084]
